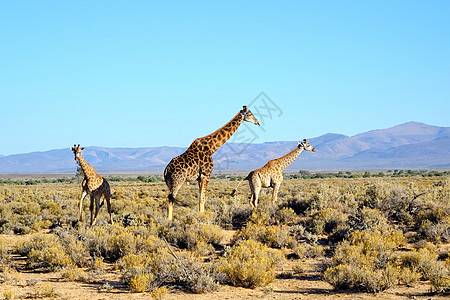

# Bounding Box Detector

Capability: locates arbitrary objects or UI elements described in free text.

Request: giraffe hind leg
[106,194,113,224]
[91,195,101,226]
[248,175,261,209]
[79,190,88,222]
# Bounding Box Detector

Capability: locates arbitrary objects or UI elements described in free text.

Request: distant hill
[0,122,449,173]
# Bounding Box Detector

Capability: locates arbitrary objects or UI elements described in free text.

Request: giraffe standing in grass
[233,139,316,208]
[71,144,113,225]
[164,106,260,220]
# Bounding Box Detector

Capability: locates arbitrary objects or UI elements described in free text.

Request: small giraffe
[71,144,113,225]
[164,106,260,220]
[233,139,316,208]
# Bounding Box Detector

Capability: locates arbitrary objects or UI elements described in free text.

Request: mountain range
[0,122,449,174]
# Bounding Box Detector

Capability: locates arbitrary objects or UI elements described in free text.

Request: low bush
[234,222,295,249]
[60,265,88,282]
[0,238,9,271]
[324,230,405,293]
[121,248,218,293]
[401,247,445,280]
[218,240,284,288]
[17,234,73,271]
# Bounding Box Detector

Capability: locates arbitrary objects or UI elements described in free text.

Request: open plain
[0,173,449,299]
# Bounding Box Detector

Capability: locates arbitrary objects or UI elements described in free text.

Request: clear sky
[1,1,449,155]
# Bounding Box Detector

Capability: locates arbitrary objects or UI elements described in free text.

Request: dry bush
[164,212,224,251]
[401,246,445,280]
[218,240,284,288]
[53,228,90,267]
[401,245,450,294]
[0,238,10,271]
[233,208,296,249]
[324,230,405,292]
[76,224,141,262]
[60,265,88,282]
[121,248,218,293]
[234,222,295,249]
[16,234,73,271]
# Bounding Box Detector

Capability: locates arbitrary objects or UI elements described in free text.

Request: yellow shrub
[38,282,56,297]
[219,240,284,288]
[115,253,151,271]
[431,274,450,294]
[130,273,153,293]
[402,247,442,280]
[150,287,168,300]
[3,290,13,300]
[31,220,52,231]
[235,222,295,249]
[61,265,88,282]
[17,234,74,271]
[28,246,73,270]
[325,230,406,292]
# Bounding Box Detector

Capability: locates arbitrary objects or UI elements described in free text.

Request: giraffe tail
[231,173,251,196]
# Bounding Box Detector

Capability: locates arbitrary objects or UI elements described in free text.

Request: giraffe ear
[70,147,74,151]
[81,147,85,151]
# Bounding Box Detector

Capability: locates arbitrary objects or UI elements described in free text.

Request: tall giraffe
[233,139,316,208]
[164,106,260,220]
[71,144,113,225]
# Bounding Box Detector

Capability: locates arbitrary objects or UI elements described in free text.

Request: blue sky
[1,1,449,155]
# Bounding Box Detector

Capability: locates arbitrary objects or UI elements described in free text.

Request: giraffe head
[70,144,85,162]
[241,106,260,125]
[299,139,316,152]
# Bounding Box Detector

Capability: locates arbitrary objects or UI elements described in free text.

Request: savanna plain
[0,171,449,300]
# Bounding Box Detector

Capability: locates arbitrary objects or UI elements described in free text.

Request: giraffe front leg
[272,183,280,204]
[89,196,95,226]
[167,185,182,221]
[249,178,261,209]
[198,175,210,213]
[79,190,88,222]
[106,195,113,224]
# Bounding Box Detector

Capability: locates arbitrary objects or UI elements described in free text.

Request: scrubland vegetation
[0,172,449,298]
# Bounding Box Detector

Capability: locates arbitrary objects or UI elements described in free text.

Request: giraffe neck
[274,146,304,171]
[199,111,244,153]
[77,155,99,181]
